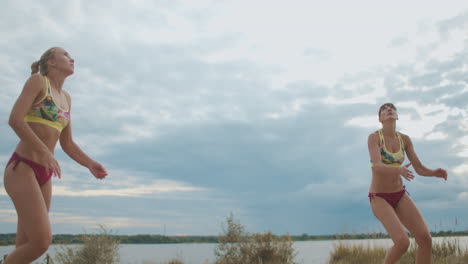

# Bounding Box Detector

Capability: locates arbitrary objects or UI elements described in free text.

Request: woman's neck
[381,122,396,136]
[46,72,66,93]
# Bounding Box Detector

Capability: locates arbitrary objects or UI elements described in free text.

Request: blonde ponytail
[31,61,40,75]
[31,47,58,76]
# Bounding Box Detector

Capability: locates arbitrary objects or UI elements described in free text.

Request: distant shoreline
[0,230,467,246]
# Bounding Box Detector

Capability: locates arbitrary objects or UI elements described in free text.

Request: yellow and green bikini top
[24,76,70,132]
[371,129,405,167]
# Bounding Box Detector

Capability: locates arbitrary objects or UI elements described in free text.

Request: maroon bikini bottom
[369,188,407,209]
[6,152,54,185]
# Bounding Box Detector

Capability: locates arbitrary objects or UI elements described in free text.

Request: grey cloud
[440,91,468,108]
[303,47,332,63]
[49,194,235,235]
[409,72,442,87]
[445,69,468,85]
[383,40,468,107]
[437,10,468,37]
[388,35,409,48]
[426,56,466,74]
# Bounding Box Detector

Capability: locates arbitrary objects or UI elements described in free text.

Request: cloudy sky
[1,0,468,236]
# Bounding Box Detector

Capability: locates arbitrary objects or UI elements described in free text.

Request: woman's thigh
[396,194,430,239]
[4,162,51,242]
[16,179,52,246]
[371,196,408,241]
[40,179,52,211]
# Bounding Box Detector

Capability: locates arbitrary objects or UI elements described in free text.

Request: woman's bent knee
[394,235,410,251]
[415,233,432,248]
[30,234,52,256]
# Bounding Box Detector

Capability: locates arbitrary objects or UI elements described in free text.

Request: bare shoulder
[63,90,72,103]
[368,130,379,139]
[23,73,46,94]
[398,132,413,146]
[368,131,379,143]
[26,73,44,85]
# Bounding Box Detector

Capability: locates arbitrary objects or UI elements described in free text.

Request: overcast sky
[1,0,468,236]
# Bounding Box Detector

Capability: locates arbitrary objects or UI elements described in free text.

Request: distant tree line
[291,230,468,241]
[0,230,467,246]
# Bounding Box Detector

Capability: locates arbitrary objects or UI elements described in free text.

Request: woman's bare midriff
[14,123,61,163]
[369,169,404,193]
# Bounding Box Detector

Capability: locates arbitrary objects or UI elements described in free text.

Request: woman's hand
[433,168,448,180]
[400,162,414,181]
[39,150,61,178]
[88,161,108,179]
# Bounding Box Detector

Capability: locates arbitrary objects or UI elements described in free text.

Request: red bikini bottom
[6,152,55,185]
[369,188,407,209]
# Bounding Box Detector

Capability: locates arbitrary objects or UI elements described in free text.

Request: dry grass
[129,259,185,264]
[214,213,297,264]
[44,222,468,264]
[328,242,387,264]
[328,238,468,264]
[138,259,185,264]
[163,260,185,264]
[54,228,120,264]
[431,238,468,264]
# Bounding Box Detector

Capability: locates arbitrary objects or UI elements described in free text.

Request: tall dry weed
[54,228,120,264]
[328,238,468,264]
[214,213,296,264]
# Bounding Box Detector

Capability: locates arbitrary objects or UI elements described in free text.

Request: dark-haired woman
[368,103,447,264]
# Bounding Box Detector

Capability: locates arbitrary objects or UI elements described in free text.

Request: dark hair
[378,103,396,116]
[30,47,59,75]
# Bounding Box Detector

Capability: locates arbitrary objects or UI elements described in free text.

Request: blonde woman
[368,103,447,264]
[3,47,107,263]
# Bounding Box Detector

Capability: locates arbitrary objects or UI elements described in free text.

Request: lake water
[0,236,467,264]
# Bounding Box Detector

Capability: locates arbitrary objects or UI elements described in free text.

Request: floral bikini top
[371,129,405,167]
[24,76,70,132]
